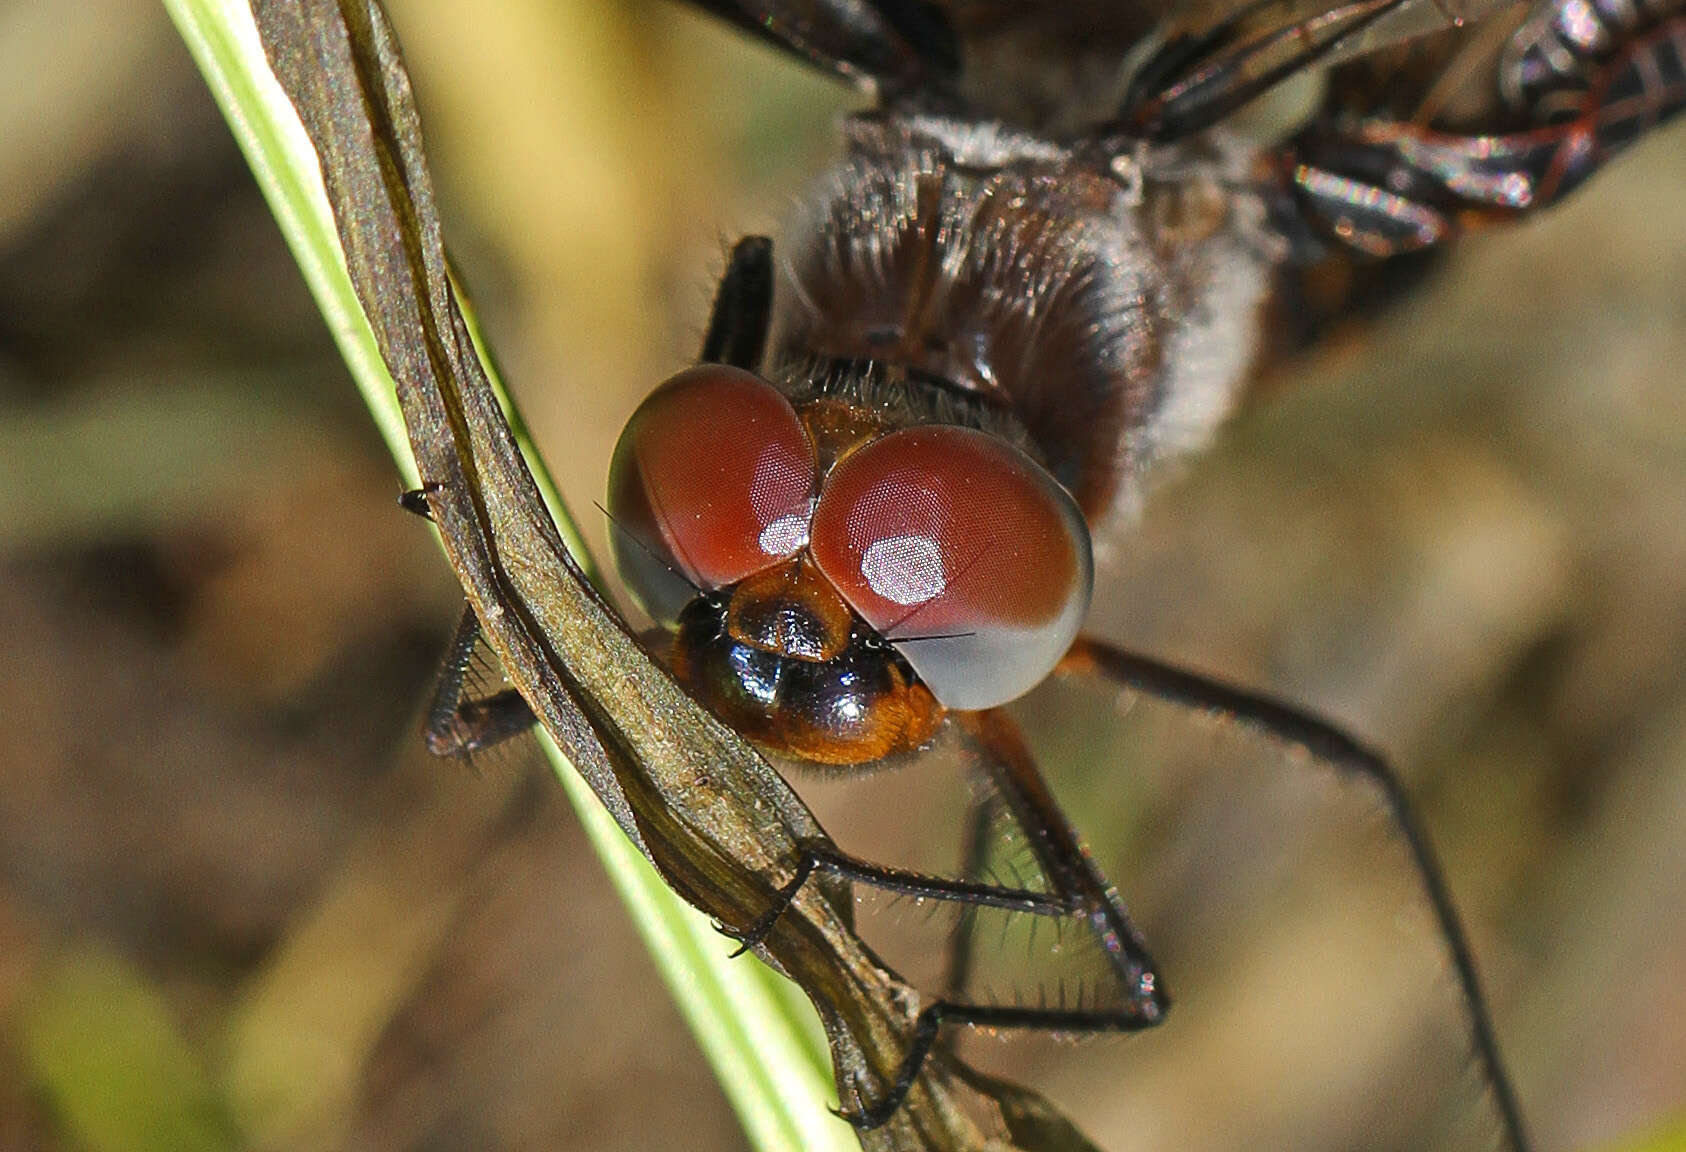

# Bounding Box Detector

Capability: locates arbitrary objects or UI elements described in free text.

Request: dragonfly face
[608,360,1092,763]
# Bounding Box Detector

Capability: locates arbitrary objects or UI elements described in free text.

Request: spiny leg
[744,843,1168,1130]
[953,709,1165,1005]
[1119,0,1417,139]
[726,834,1076,957]
[397,487,540,758]
[838,994,1170,1130]
[724,709,1168,1130]
[1056,636,1530,1152]
[422,602,537,758]
[1117,0,1286,126]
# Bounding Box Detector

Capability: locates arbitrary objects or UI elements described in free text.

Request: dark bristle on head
[774,354,1043,464]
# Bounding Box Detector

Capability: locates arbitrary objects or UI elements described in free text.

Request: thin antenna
[593,500,702,593]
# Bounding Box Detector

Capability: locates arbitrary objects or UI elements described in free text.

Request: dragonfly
[409,0,1685,1147]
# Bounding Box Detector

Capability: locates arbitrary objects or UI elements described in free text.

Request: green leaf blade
[161,2,847,1149]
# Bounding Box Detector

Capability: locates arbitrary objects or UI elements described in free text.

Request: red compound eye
[809,425,1092,711]
[608,366,817,624]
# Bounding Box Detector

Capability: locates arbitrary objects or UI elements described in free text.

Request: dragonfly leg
[1118,0,1280,128]
[835,997,1168,1130]
[700,234,774,370]
[398,490,541,756]
[721,837,1166,1128]
[1056,636,1531,1152]
[723,834,1073,958]
[723,709,1170,1129]
[421,602,537,758]
[1280,15,1686,256]
[1119,0,1415,138]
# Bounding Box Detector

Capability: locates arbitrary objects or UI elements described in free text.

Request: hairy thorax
[772,112,1279,531]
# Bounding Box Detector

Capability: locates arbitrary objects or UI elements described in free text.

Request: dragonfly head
[607,363,1094,765]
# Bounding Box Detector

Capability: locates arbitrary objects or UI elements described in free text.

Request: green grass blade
[160,2,845,1148]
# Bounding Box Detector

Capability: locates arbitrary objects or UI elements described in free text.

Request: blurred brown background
[0,1,1682,1150]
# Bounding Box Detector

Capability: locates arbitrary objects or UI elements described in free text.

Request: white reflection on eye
[861,535,946,606]
[758,512,809,557]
